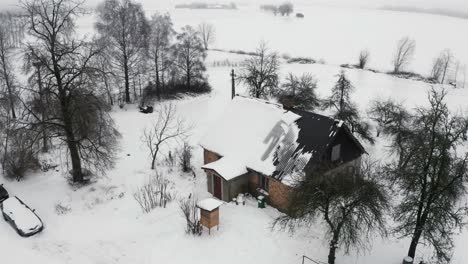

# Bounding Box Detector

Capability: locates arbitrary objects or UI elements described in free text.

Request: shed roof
[201,157,248,181]
[197,198,224,212]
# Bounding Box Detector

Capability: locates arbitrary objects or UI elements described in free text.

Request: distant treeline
[380,6,468,20]
[260,2,294,16]
[175,2,237,10]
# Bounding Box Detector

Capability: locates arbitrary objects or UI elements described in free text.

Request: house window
[260,175,269,192]
[331,144,341,162]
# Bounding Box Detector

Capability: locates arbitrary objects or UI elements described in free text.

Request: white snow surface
[2,197,42,233]
[197,198,224,212]
[200,96,301,177]
[201,157,248,180]
[2,2,468,263]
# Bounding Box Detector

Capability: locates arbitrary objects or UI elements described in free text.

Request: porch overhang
[201,157,248,181]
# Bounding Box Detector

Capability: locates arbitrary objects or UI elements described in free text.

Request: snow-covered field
[75,2,468,75]
[1,2,468,264]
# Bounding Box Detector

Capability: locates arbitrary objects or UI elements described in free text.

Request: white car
[1,197,44,237]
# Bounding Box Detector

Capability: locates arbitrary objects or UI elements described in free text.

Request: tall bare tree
[198,22,215,51]
[172,26,207,91]
[238,42,279,98]
[148,13,174,99]
[22,0,119,182]
[385,89,468,263]
[392,37,416,73]
[431,49,453,84]
[95,0,149,103]
[274,160,389,264]
[0,24,17,119]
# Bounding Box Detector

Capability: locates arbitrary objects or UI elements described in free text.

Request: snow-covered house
[200,96,365,211]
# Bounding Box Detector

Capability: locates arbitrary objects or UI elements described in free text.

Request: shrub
[179,195,202,235]
[133,172,174,213]
[179,142,193,173]
[2,127,40,180]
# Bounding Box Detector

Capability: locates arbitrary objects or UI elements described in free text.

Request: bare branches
[238,42,279,98]
[21,0,119,182]
[134,172,175,213]
[431,49,453,84]
[392,37,416,73]
[385,88,468,262]
[142,103,189,170]
[198,22,215,50]
[274,160,389,264]
[179,195,202,235]
[358,49,370,69]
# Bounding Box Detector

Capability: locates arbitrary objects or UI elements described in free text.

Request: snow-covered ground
[1,54,467,264]
[2,2,468,264]
[75,2,468,76]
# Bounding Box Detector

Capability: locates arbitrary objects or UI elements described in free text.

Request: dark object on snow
[0,184,9,203]
[257,196,266,208]
[1,196,44,237]
[139,106,154,114]
[296,13,304,18]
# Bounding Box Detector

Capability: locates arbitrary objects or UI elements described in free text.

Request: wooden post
[230,69,236,99]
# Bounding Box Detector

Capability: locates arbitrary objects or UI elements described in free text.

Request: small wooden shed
[197,198,224,234]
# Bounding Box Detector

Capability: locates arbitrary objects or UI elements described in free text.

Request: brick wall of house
[268,178,293,212]
[204,149,221,164]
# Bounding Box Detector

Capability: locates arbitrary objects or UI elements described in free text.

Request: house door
[213,175,222,200]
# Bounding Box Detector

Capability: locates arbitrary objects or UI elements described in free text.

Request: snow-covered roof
[200,96,302,178]
[201,157,248,180]
[197,198,224,211]
[200,96,365,186]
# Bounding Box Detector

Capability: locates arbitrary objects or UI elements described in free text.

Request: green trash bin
[257,195,266,208]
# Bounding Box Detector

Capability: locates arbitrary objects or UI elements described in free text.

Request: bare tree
[431,49,453,84]
[178,141,193,173]
[148,13,174,99]
[22,0,119,183]
[95,0,149,104]
[385,89,468,263]
[238,42,279,98]
[274,160,389,264]
[198,22,215,50]
[0,24,17,119]
[172,26,208,91]
[367,99,409,137]
[392,37,416,73]
[278,2,294,16]
[358,49,370,69]
[142,103,189,170]
[275,72,320,110]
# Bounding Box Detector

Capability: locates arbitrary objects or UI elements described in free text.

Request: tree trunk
[124,56,130,103]
[155,55,161,100]
[408,226,423,259]
[150,145,159,170]
[327,233,339,264]
[0,52,16,119]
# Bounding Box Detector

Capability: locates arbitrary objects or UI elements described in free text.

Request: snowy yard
[1,1,468,263]
[0,57,467,263]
